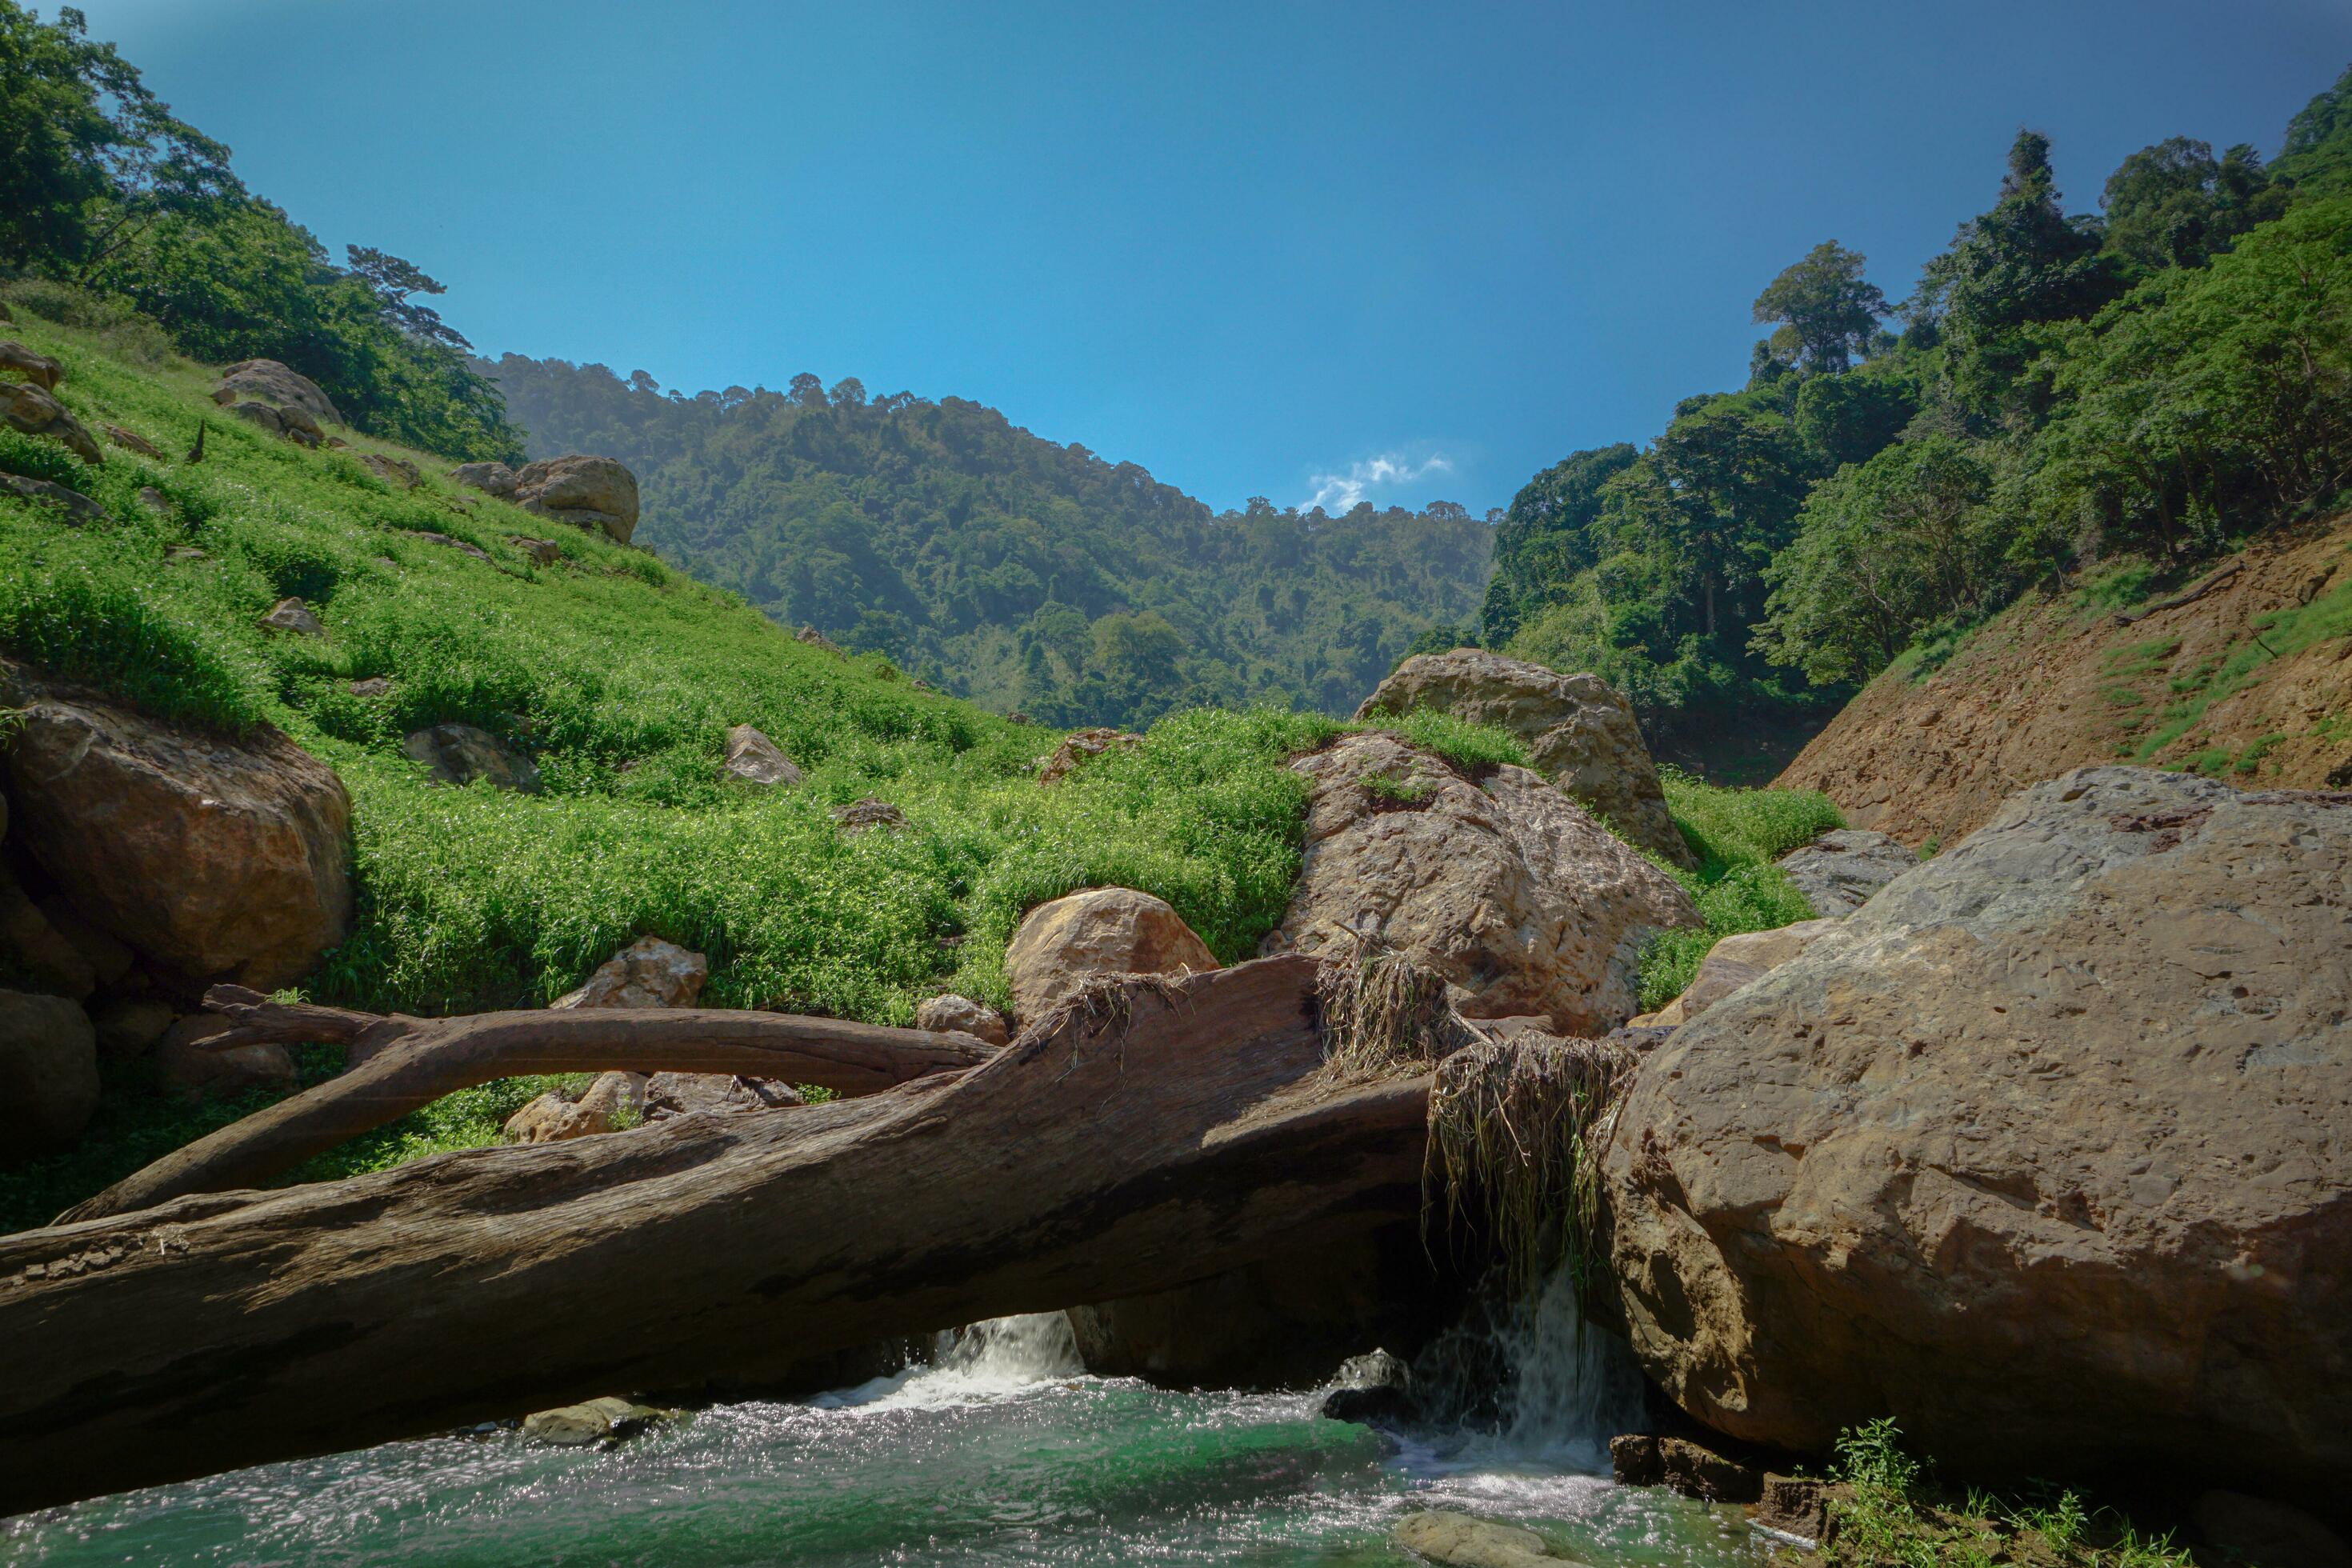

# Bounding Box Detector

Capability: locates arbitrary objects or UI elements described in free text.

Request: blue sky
[64,1,2352,515]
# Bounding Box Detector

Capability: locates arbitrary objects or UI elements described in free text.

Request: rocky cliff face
[1778,516,2352,847]
[1602,766,2352,1493]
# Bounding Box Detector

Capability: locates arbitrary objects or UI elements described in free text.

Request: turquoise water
[1,1300,1767,1566]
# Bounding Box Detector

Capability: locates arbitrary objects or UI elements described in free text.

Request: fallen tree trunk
[0,954,1434,1515]
[59,986,999,1225]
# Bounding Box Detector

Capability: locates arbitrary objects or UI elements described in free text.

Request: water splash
[811,1313,1084,1411]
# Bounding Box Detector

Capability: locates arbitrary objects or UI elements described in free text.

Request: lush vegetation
[0,301,1572,1226]
[1475,67,2352,758]
[0,2,520,460]
[1638,770,1843,1010]
[487,354,1493,728]
[1810,1420,2191,1568]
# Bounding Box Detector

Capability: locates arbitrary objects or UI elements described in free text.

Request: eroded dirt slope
[1776,514,2352,847]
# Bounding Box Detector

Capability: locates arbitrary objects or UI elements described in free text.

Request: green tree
[1756,436,2001,685]
[1752,240,1887,373]
[2274,63,2352,197]
[1792,368,1917,469]
[2030,195,2352,556]
[1478,443,1638,642]
[1912,131,2125,424]
[2101,138,2286,274]
[0,2,237,272]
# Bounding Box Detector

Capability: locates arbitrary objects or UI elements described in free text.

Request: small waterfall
[935,1312,1085,1382]
[813,1313,1084,1410]
[1407,1263,1646,1470]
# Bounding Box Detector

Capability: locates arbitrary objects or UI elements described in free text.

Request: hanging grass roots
[1315,944,1480,1082]
[1425,1036,1638,1299]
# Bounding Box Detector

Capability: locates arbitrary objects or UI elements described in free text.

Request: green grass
[1638,768,1843,1011]
[2074,559,2158,613]
[1808,1420,2190,1568]
[2125,566,2352,762]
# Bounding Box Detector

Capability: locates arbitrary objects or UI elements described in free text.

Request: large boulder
[401,723,540,793]
[1003,887,1218,1026]
[1773,827,1916,917]
[1358,649,1692,867]
[510,455,639,545]
[1,382,102,465]
[1602,767,2352,1492]
[1261,733,1697,1035]
[213,359,342,429]
[0,472,109,526]
[4,690,353,990]
[0,990,99,1159]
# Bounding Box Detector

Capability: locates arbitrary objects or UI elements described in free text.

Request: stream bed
[2,1294,1770,1567]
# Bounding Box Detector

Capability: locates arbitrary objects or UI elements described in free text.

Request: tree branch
[58,989,999,1224]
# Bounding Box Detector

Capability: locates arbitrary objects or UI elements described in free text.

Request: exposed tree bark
[59,986,1000,1226]
[0,956,1434,1516]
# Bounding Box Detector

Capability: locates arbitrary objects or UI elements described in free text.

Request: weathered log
[59,986,999,1225]
[0,955,1433,1515]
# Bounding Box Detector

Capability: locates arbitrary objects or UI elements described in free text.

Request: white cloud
[1304,450,1453,512]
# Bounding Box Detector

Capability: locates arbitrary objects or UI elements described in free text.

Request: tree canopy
[1478,70,2352,762]
[487,357,1493,727]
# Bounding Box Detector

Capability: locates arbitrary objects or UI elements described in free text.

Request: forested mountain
[486,358,1493,726]
[1472,65,2352,770]
[0,6,519,461]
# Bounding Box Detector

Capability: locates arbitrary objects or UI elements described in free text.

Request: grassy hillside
[486,354,1494,728]
[0,297,1831,1230]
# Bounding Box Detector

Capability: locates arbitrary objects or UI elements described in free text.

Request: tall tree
[1752,240,1887,373]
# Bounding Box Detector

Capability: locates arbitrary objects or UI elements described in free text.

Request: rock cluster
[504,938,805,1142]
[1358,648,1692,867]
[210,360,340,448]
[1262,732,1695,1035]
[1602,767,2352,1494]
